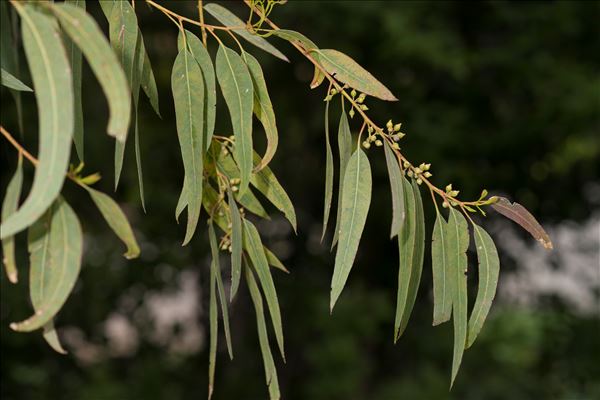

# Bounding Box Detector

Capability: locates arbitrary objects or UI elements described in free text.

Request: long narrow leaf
[383,144,404,238]
[204,3,288,62]
[491,196,553,249]
[1,1,25,133]
[1,155,23,283]
[85,186,140,259]
[321,99,334,242]
[216,44,254,195]
[330,149,372,311]
[448,207,469,388]
[209,222,233,359]
[208,230,218,400]
[331,110,352,248]
[11,197,82,332]
[243,219,285,360]
[467,224,500,348]
[431,210,452,325]
[228,189,243,301]
[1,68,32,92]
[270,29,318,52]
[1,4,74,240]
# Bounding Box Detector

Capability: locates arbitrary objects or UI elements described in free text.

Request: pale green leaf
[310,65,325,89]
[172,39,205,245]
[447,207,469,388]
[431,210,452,325]
[208,231,218,400]
[243,219,285,360]
[1,1,24,133]
[52,2,130,143]
[85,186,140,259]
[228,189,243,301]
[1,4,74,240]
[1,68,32,91]
[331,110,352,249]
[320,99,334,242]
[245,264,281,400]
[11,197,82,332]
[180,29,216,153]
[330,149,372,311]
[314,49,397,101]
[204,3,288,62]
[383,144,404,238]
[270,29,318,52]
[209,221,233,360]
[467,224,500,348]
[1,155,23,283]
[138,37,160,117]
[216,43,253,195]
[244,51,278,172]
[264,246,289,273]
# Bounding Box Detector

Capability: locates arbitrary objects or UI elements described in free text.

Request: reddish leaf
[491,197,553,249]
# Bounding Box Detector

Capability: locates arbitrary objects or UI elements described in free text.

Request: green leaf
[52,2,130,143]
[109,1,138,189]
[1,1,25,133]
[228,189,243,301]
[209,222,233,360]
[172,38,205,245]
[431,210,452,326]
[180,30,215,153]
[264,246,289,273]
[1,4,74,240]
[331,110,352,249]
[330,149,372,311]
[394,178,425,341]
[204,3,288,62]
[1,155,23,283]
[249,153,296,231]
[310,65,325,89]
[320,99,334,242]
[243,219,285,360]
[467,224,500,348]
[138,37,160,117]
[85,186,140,259]
[383,144,404,238]
[270,29,318,52]
[447,207,469,388]
[208,230,218,400]
[11,197,82,333]
[62,0,85,161]
[244,51,278,172]
[216,44,254,195]
[1,68,32,91]
[245,264,281,400]
[314,49,397,101]
[491,196,553,249]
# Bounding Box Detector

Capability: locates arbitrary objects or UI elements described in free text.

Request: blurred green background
[1,1,599,399]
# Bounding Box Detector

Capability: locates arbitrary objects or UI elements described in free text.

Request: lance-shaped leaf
[243,220,285,360]
[249,153,296,231]
[321,100,334,242]
[264,246,289,273]
[1,68,32,91]
[431,210,452,325]
[394,176,416,341]
[331,110,352,249]
[109,1,139,189]
[244,52,278,172]
[1,4,74,240]
[11,197,82,333]
[270,29,318,52]
[208,222,233,360]
[467,224,500,348]
[204,3,288,62]
[384,144,404,238]
[216,44,253,195]
[52,2,130,143]
[62,0,85,161]
[228,189,243,301]
[245,264,281,400]
[138,38,160,117]
[180,30,215,153]
[208,230,218,400]
[310,65,325,89]
[1,1,25,133]
[314,49,397,101]
[330,149,372,311]
[1,155,23,283]
[26,207,68,354]
[85,186,140,259]
[447,207,469,388]
[491,196,553,249]
[172,40,205,245]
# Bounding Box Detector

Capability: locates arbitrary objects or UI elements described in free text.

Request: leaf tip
[7,271,18,284]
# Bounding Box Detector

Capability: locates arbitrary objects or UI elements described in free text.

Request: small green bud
[450,190,460,197]
[324,95,332,102]
[423,163,431,171]
[360,104,369,111]
[403,161,410,168]
[386,119,393,131]
[442,201,449,208]
[394,123,402,132]
[232,186,239,192]
[362,141,371,149]
[375,140,383,146]
[445,183,453,193]
[451,200,458,207]
[423,171,432,178]
[407,170,414,178]
[351,89,357,98]
[416,178,423,185]
[392,142,400,150]
[330,88,337,95]
[367,126,374,134]
[349,108,355,118]
[396,132,406,140]
[221,244,228,250]
[369,135,376,142]
[414,167,422,174]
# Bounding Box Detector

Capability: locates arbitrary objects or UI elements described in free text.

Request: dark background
[1,1,599,399]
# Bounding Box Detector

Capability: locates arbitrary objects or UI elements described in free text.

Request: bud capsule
[362,141,371,149]
[392,143,400,150]
[375,140,383,146]
[394,123,402,132]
